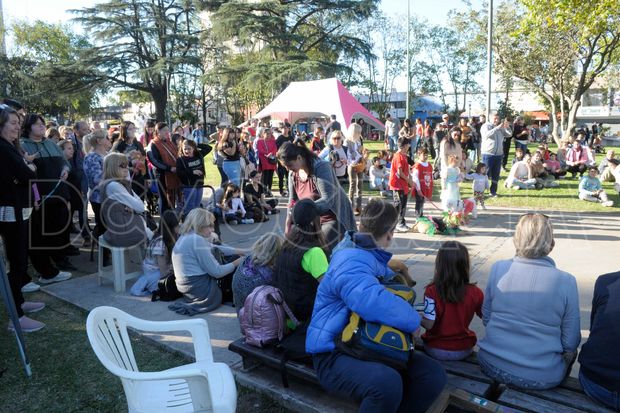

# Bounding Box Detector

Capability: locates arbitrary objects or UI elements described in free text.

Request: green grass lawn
[202,140,619,213]
[0,293,288,412]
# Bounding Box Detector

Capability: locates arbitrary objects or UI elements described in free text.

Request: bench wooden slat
[446,374,490,397]
[229,339,318,385]
[498,389,589,413]
[441,359,493,383]
[521,385,616,413]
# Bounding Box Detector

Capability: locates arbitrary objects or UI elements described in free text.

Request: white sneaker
[602,200,614,207]
[39,271,72,284]
[394,223,410,233]
[21,281,41,293]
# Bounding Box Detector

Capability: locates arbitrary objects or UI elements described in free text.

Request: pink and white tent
[253,78,385,131]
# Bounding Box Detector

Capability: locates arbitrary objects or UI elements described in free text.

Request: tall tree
[486,0,620,143]
[200,0,379,119]
[59,0,203,121]
[3,21,97,119]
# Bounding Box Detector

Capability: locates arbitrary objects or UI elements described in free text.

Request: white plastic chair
[86,306,237,413]
[97,237,144,293]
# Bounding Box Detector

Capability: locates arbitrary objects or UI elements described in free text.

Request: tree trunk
[151,87,168,122]
[563,100,581,139]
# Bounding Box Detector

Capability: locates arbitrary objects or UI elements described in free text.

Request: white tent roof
[253,78,385,131]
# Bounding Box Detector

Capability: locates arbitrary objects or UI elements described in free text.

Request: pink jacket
[566,147,591,165]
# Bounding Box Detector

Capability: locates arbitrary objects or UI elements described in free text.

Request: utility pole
[405,0,411,121]
[486,0,494,118]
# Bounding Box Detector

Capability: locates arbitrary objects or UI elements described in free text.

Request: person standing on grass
[345,123,364,216]
[384,113,399,151]
[481,113,512,197]
[0,105,46,333]
[389,137,414,232]
[275,124,294,196]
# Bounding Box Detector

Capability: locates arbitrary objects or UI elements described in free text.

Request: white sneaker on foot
[602,200,614,207]
[21,301,45,313]
[21,281,40,293]
[39,271,72,284]
[8,316,46,333]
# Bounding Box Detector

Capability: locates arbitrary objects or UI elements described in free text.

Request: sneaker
[512,185,521,190]
[602,200,614,207]
[266,210,272,215]
[21,301,45,313]
[8,316,45,333]
[481,204,487,210]
[21,281,40,293]
[39,271,72,284]
[394,223,410,233]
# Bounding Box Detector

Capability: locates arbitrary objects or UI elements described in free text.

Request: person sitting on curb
[306,199,446,413]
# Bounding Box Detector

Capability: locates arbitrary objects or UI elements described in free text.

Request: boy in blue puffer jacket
[306,199,446,413]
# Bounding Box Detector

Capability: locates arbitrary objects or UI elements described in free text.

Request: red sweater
[422,284,484,351]
[388,152,410,192]
[412,162,433,198]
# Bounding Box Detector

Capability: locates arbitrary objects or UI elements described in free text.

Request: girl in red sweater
[421,241,483,361]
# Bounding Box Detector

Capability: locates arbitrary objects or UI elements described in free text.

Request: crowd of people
[1,97,619,412]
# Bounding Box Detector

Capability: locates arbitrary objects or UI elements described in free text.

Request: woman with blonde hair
[345,122,364,215]
[100,152,147,247]
[478,213,580,390]
[170,208,244,315]
[232,232,283,313]
[84,129,111,239]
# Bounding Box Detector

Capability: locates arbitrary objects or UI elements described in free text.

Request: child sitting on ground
[538,144,550,160]
[543,153,566,179]
[422,241,483,361]
[578,167,614,207]
[130,211,179,296]
[369,156,391,197]
[412,148,434,218]
[511,147,525,166]
[441,154,463,211]
[466,163,490,210]
[506,153,536,190]
[221,184,255,224]
[460,149,474,175]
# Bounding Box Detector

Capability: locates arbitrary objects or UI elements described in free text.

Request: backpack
[239,285,298,348]
[151,273,183,302]
[336,283,416,371]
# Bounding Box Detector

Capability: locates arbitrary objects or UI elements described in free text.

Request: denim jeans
[222,160,241,186]
[182,187,203,216]
[579,371,620,411]
[425,346,473,361]
[388,135,398,151]
[479,356,558,390]
[313,350,446,413]
[482,154,503,195]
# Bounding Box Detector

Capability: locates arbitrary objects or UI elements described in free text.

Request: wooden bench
[229,338,614,412]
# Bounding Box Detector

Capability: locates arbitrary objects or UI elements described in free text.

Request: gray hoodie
[481,122,512,156]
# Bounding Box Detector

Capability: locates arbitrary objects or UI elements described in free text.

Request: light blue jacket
[478,257,580,385]
[306,233,421,354]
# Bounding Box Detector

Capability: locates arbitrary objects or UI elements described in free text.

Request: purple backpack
[239,285,298,348]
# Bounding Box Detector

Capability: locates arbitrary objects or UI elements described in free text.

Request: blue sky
[3,0,484,31]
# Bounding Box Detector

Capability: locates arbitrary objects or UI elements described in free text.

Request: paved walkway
[41,203,620,410]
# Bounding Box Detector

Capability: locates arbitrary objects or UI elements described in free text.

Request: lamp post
[486,0,494,118]
[406,0,411,121]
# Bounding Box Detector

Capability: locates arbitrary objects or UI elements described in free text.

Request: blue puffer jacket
[306,233,421,354]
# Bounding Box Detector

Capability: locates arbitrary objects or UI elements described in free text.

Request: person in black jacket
[578,271,620,411]
[0,105,46,332]
[176,139,212,216]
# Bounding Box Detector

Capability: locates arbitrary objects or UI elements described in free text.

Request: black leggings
[0,220,30,317]
[261,169,275,194]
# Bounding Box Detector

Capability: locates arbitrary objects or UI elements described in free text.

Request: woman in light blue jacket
[478,213,581,389]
